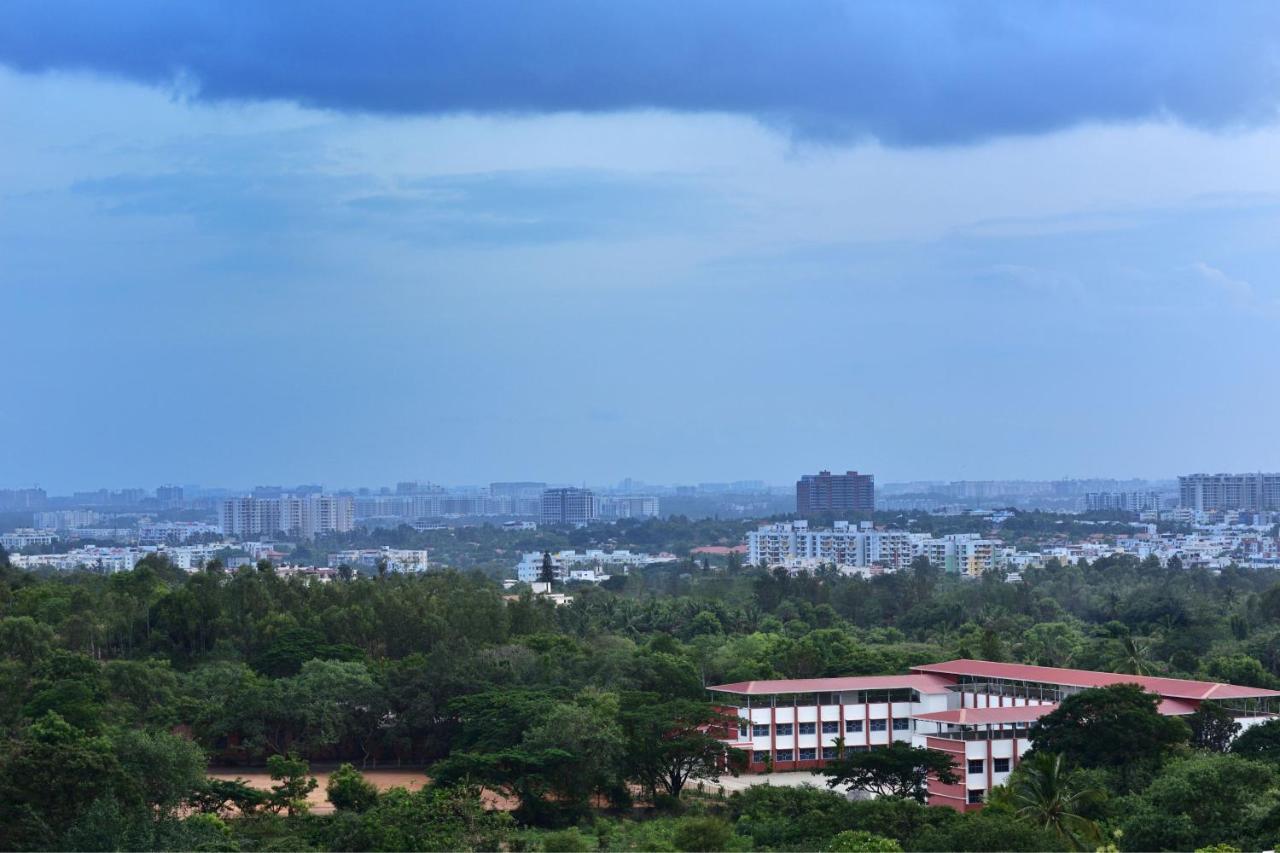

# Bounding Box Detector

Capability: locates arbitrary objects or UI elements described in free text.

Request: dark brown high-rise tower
[796,470,874,514]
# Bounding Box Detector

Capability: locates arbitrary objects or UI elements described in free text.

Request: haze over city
[5,1,1280,492]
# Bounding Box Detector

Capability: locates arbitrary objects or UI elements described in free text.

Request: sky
[3,1,1280,492]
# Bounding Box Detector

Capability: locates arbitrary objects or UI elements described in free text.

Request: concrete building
[220,495,354,539]
[0,529,59,549]
[601,495,660,519]
[1085,491,1161,512]
[328,546,430,573]
[1180,473,1280,512]
[33,510,102,530]
[747,520,916,574]
[796,470,875,515]
[710,659,1280,811]
[515,548,662,583]
[540,488,599,525]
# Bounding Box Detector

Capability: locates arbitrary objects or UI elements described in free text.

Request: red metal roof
[914,704,1058,725]
[910,659,1280,701]
[707,673,955,696]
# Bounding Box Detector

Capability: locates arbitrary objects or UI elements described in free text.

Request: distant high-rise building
[601,495,660,519]
[540,488,599,525]
[0,488,47,510]
[156,484,184,506]
[491,482,547,516]
[1179,473,1280,512]
[220,494,354,539]
[796,470,875,515]
[1085,491,1161,512]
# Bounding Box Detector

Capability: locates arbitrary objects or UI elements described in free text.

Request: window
[846,719,863,733]
[798,722,816,735]
[799,748,817,761]
[775,723,793,736]
[822,721,840,734]
[968,759,984,775]
[822,746,838,760]
[752,724,770,737]
[752,751,769,764]
[892,718,910,731]
[870,719,887,732]
[776,749,794,762]
[993,758,1010,773]
[967,789,985,805]
[738,723,747,739]
[844,745,868,756]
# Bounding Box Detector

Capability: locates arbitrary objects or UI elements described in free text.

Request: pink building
[709,659,1280,810]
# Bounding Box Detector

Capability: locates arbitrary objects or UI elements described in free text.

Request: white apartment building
[136,521,222,543]
[221,495,354,539]
[747,522,1003,576]
[515,548,662,583]
[33,510,102,530]
[328,546,430,573]
[1,529,59,549]
[601,495,661,519]
[747,521,919,573]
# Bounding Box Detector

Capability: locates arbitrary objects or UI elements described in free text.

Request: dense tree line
[8,537,1280,849]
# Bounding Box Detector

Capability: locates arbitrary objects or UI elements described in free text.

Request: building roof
[910,659,1280,701]
[707,673,955,697]
[914,705,1057,725]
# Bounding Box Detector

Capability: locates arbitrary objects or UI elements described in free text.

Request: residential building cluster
[749,517,1280,577]
[747,521,1001,576]
[710,659,1279,810]
[514,548,670,583]
[8,542,230,572]
[1084,491,1161,512]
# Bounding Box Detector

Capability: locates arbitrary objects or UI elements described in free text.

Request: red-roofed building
[708,658,1280,811]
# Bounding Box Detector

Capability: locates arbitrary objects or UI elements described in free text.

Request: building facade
[220,495,354,539]
[796,470,875,515]
[1085,491,1162,512]
[710,659,1280,811]
[1180,473,1280,512]
[540,488,599,525]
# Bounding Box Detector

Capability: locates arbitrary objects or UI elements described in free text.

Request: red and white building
[709,659,1280,811]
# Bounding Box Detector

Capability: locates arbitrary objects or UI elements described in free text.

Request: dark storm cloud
[1,0,1278,144]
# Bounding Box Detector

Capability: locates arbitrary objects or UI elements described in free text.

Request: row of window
[747,718,911,738]
[738,689,920,708]
[967,758,1011,774]
[753,746,865,763]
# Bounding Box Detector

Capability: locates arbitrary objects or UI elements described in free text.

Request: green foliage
[265,752,317,815]
[1029,684,1189,789]
[991,751,1104,850]
[326,762,380,812]
[821,741,959,802]
[672,816,735,852]
[542,827,594,851]
[326,784,514,852]
[8,523,1280,850]
[1186,701,1242,753]
[1230,718,1280,762]
[826,829,903,852]
[1117,753,1278,851]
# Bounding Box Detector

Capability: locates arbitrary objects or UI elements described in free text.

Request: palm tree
[1110,633,1155,675]
[1001,752,1103,851]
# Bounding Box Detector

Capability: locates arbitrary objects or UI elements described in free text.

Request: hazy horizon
[5,2,1280,492]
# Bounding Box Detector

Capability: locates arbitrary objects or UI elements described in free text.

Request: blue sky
[3,2,1280,492]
